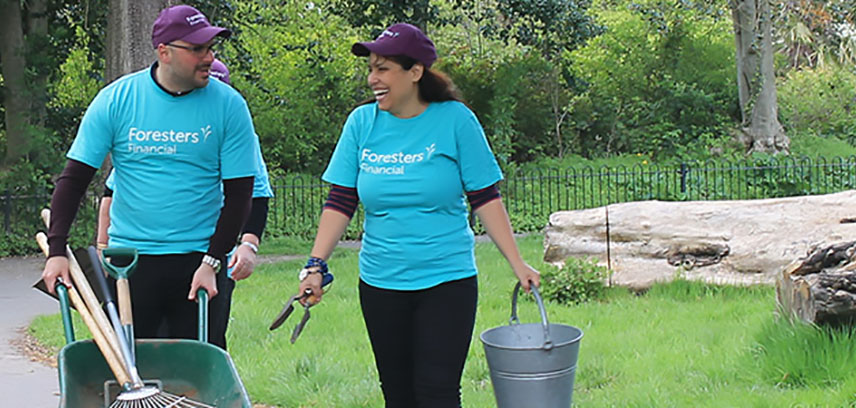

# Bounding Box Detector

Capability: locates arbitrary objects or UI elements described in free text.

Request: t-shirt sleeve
[105,168,116,191]
[455,105,503,191]
[321,108,365,188]
[220,96,258,180]
[67,90,114,168]
[252,136,274,198]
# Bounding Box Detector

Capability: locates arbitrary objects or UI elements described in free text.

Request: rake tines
[108,386,214,408]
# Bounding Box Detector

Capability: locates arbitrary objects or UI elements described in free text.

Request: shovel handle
[101,247,138,327]
[40,210,127,369]
[117,279,133,326]
[35,233,132,385]
[101,247,138,280]
[65,282,133,385]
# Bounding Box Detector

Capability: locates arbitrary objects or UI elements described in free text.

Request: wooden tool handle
[39,210,125,370]
[36,233,131,385]
[117,279,133,326]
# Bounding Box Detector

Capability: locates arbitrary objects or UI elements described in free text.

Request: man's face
[162,39,218,90]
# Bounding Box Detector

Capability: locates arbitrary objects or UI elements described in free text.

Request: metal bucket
[480,283,583,408]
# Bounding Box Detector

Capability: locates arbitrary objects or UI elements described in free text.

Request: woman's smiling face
[367,53,423,117]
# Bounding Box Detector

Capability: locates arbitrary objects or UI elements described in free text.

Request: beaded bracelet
[305,257,328,274]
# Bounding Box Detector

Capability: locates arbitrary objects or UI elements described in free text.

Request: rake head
[108,386,213,408]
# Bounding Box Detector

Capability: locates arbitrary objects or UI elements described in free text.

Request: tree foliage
[329,0,444,33]
[225,1,363,174]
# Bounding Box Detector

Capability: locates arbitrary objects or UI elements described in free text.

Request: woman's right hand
[513,261,541,293]
[297,267,325,306]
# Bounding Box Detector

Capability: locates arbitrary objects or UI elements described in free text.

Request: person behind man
[41,5,258,350]
[96,59,273,348]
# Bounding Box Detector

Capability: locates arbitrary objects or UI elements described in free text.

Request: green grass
[29,235,856,407]
[258,235,314,256]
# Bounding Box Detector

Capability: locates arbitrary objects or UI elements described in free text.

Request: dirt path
[0,255,62,406]
[0,252,320,407]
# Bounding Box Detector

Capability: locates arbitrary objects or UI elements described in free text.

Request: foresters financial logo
[360,145,434,175]
[126,125,212,155]
[186,14,207,26]
[377,30,400,40]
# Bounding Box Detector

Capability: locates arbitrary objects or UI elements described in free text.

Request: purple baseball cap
[151,5,231,49]
[351,23,437,68]
[209,59,231,84]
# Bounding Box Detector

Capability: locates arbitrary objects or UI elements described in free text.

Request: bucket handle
[510,281,553,351]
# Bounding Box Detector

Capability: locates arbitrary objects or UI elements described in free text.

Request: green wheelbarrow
[53,263,252,407]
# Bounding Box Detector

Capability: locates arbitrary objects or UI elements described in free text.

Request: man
[96,59,274,347]
[42,5,257,350]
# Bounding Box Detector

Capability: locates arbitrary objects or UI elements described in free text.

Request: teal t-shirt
[248,136,274,198]
[69,67,258,254]
[322,101,502,290]
[105,135,273,199]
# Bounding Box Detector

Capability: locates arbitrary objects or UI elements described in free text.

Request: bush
[778,65,856,142]
[568,0,737,159]
[540,257,609,304]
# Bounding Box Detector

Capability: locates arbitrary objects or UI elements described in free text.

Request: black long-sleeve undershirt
[207,177,253,258]
[242,197,269,239]
[47,160,97,258]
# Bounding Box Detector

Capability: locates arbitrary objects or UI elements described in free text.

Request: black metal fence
[4,156,856,254]
[266,155,856,238]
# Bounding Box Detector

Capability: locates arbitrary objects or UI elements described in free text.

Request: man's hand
[42,256,71,294]
[188,263,218,300]
[227,244,257,281]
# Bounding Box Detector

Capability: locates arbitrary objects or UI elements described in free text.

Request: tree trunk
[730,0,789,154]
[26,0,49,126]
[99,0,170,180]
[105,0,171,83]
[777,241,856,326]
[0,0,30,166]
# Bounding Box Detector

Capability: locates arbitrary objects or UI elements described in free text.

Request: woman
[298,23,540,407]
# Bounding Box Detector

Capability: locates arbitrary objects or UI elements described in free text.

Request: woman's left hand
[513,262,541,292]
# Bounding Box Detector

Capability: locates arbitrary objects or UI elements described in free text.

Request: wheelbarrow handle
[510,281,553,350]
[198,288,209,343]
[56,284,75,344]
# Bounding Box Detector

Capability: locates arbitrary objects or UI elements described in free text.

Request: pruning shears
[269,272,334,343]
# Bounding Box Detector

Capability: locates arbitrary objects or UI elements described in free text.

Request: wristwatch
[298,267,322,281]
[201,254,221,272]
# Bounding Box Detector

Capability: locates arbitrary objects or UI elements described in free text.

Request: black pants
[359,276,478,408]
[117,253,231,350]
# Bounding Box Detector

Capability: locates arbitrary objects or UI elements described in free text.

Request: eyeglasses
[167,42,218,57]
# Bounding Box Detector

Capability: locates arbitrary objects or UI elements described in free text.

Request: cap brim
[352,41,401,58]
[182,26,231,45]
[351,42,372,57]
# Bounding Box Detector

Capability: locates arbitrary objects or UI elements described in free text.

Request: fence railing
[4,156,856,254]
[265,155,856,238]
